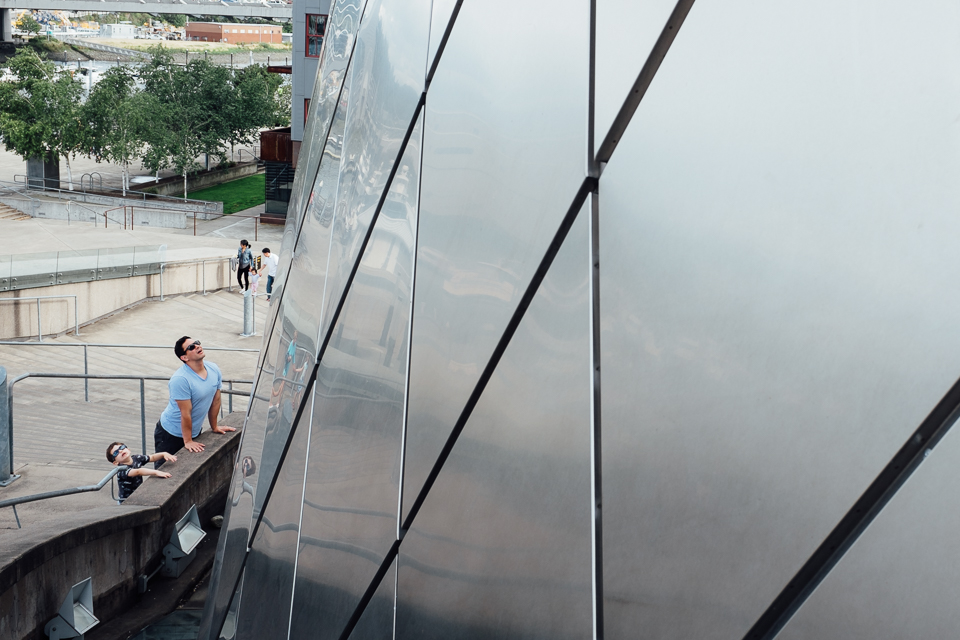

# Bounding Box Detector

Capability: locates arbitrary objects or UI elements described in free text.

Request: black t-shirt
[117,454,149,500]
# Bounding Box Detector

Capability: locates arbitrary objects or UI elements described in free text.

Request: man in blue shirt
[154,336,237,466]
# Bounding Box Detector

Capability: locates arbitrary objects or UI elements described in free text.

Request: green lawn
[189,174,265,214]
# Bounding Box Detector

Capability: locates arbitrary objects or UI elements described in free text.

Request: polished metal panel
[280,0,369,282]
[396,206,592,640]
[599,1,960,637]
[349,559,397,640]
[314,0,431,343]
[776,424,960,639]
[234,409,312,640]
[203,67,356,631]
[400,0,588,523]
[289,110,422,640]
[594,0,676,147]
[425,0,457,76]
[217,569,244,640]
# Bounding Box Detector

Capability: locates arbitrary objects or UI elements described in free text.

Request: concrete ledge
[0,257,235,339]
[0,414,243,640]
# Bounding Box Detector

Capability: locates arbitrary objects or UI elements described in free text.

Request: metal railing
[5,372,252,478]
[0,295,80,341]
[0,341,259,401]
[0,466,128,529]
[0,245,165,292]
[6,176,220,212]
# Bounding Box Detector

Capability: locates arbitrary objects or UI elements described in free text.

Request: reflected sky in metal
[289,110,422,640]
[594,0,676,149]
[235,413,312,640]
[425,0,457,78]
[599,1,960,638]
[315,0,431,344]
[400,0,588,524]
[279,0,369,292]
[397,205,592,640]
[777,423,960,640]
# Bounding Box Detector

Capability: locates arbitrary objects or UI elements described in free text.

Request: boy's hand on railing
[161,452,178,463]
[154,471,172,479]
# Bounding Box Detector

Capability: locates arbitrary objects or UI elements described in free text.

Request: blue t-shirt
[159,362,222,438]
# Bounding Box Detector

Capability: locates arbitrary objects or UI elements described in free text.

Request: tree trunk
[183,171,188,200]
[64,155,73,191]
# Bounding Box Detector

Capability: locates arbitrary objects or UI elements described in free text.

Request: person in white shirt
[260,247,279,301]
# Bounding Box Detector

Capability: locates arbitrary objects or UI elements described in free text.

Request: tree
[139,46,232,198]
[166,14,187,28]
[18,13,41,38]
[0,49,84,189]
[228,63,287,151]
[82,65,145,194]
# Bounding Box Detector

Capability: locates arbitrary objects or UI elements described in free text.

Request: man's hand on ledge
[212,426,237,434]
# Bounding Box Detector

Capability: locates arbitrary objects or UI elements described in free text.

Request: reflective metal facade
[202,1,960,639]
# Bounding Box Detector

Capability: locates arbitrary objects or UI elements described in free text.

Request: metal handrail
[6,372,252,478]
[0,466,128,529]
[0,295,79,341]
[8,176,219,211]
[0,341,258,401]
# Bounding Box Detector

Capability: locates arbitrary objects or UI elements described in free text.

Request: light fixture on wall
[43,577,98,639]
[162,504,207,578]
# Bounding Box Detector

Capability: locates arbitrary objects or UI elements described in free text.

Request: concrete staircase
[0,203,30,221]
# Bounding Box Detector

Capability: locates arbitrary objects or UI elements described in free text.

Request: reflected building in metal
[200,1,960,638]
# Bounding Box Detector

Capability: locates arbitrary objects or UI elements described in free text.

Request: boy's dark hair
[174,336,191,361]
[262,247,270,254]
[240,239,249,247]
[106,441,123,462]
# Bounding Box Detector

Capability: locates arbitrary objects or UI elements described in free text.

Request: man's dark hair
[262,248,270,254]
[240,239,249,247]
[174,336,192,361]
[106,441,123,462]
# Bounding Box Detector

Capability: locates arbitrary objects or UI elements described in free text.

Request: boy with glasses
[155,336,236,467]
[105,442,176,502]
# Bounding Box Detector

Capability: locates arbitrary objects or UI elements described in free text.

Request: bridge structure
[0,0,291,42]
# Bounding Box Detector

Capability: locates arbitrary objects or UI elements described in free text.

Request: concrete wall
[0,197,189,229]
[0,419,242,640]
[0,258,235,340]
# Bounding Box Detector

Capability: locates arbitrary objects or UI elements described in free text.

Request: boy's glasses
[186,340,202,352]
[109,444,127,462]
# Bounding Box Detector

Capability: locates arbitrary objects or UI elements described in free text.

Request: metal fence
[0,245,166,292]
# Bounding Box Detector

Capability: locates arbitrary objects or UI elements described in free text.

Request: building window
[306,14,327,58]
[304,98,311,124]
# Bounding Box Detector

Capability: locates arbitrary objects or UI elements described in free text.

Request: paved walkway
[0,289,270,531]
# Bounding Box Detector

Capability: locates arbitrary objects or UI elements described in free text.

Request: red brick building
[185,22,283,44]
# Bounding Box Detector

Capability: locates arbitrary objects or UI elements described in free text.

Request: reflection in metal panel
[278,0,370,294]
[216,569,244,640]
[203,54,359,639]
[594,0,677,150]
[314,0,431,347]
[425,0,457,78]
[289,110,422,640]
[776,423,960,640]
[599,1,960,638]
[400,0,588,524]
[235,414,312,640]
[348,558,397,640]
[397,204,592,640]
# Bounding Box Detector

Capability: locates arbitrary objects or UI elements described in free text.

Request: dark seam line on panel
[337,539,402,640]
[425,0,464,89]
[589,191,604,640]
[286,392,317,640]
[595,0,695,165]
[256,17,367,353]
[742,375,960,640]
[587,0,597,176]
[397,104,427,532]
[399,176,599,534]
[208,552,250,640]
[247,95,428,546]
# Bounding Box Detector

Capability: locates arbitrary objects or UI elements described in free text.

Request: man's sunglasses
[186,340,202,352]
[109,444,127,462]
